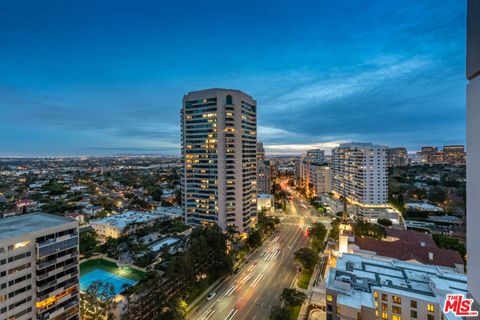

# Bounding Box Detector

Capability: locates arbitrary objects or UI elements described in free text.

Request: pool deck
[80,258,145,282]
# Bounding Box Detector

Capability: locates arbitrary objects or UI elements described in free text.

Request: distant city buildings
[418,145,466,165]
[387,147,408,167]
[467,0,480,304]
[332,143,388,207]
[181,89,257,233]
[0,213,80,320]
[326,253,468,320]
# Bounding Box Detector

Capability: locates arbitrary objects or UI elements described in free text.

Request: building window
[374,291,378,299]
[226,95,233,105]
[382,303,388,311]
[392,316,401,320]
[427,304,435,312]
[392,296,401,304]
[411,300,417,308]
[337,307,340,315]
[382,294,388,301]
[392,306,401,314]
[327,295,333,302]
[411,310,417,318]
[382,312,388,319]
[427,315,435,320]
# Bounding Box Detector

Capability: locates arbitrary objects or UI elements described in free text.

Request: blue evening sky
[0,0,467,156]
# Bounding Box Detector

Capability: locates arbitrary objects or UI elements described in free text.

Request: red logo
[443,294,478,317]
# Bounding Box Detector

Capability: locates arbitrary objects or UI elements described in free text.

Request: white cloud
[265,140,347,155]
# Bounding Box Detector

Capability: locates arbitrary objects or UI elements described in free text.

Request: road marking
[251,273,265,287]
[224,308,238,320]
[201,308,216,320]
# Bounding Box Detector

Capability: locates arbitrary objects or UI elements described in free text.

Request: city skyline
[0,0,467,157]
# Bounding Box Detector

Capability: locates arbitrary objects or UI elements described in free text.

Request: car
[206,292,216,301]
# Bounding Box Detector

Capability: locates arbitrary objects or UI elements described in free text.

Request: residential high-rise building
[332,143,388,206]
[257,160,272,195]
[181,89,257,233]
[256,141,271,194]
[0,213,80,320]
[443,145,466,165]
[420,146,438,163]
[256,141,265,161]
[326,254,468,320]
[299,149,326,197]
[387,147,408,167]
[467,0,480,304]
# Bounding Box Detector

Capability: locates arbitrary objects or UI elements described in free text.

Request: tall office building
[256,141,265,161]
[467,0,480,304]
[387,147,408,167]
[0,213,80,320]
[332,143,388,206]
[443,145,466,165]
[181,89,257,233]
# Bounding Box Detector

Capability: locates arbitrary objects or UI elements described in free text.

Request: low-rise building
[326,253,468,320]
[257,194,274,212]
[90,209,179,239]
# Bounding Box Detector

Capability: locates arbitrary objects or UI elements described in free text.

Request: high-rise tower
[181,89,257,233]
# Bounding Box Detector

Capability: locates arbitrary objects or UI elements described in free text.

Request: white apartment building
[299,149,327,197]
[90,211,173,239]
[332,143,388,206]
[326,253,468,320]
[256,142,271,195]
[467,0,480,304]
[0,213,80,320]
[181,89,257,233]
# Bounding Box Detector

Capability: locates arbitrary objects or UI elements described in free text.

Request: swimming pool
[80,268,137,295]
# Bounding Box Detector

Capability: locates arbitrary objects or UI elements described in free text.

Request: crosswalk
[282,222,312,228]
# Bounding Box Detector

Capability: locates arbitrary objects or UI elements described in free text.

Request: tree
[270,305,290,320]
[246,229,262,249]
[80,280,117,320]
[281,288,307,307]
[428,187,447,203]
[80,230,99,257]
[354,221,386,240]
[432,234,466,259]
[294,247,318,270]
[377,218,393,227]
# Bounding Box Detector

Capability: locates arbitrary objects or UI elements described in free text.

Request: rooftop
[0,212,75,241]
[352,228,464,268]
[327,254,468,319]
[90,211,167,230]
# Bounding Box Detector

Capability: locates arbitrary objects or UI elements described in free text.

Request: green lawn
[297,268,313,289]
[289,305,301,320]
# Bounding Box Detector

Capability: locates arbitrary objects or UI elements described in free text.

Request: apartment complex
[419,145,466,165]
[443,145,466,165]
[181,89,257,232]
[387,147,408,167]
[0,213,80,320]
[326,254,468,320]
[299,149,328,197]
[256,142,271,195]
[332,143,388,206]
[467,0,480,304]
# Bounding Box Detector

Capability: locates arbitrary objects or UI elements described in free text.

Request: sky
[0,0,467,156]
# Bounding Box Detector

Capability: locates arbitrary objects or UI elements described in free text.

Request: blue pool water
[80,268,137,295]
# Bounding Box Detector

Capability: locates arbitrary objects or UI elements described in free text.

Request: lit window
[326,295,333,302]
[427,304,435,312]
[392,296,401,304]
[382,312,388,319]
[392,306,401,314]
[392,316,401,320]
[382,294,388,301]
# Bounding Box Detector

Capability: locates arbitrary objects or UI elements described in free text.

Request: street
[188,187,331,320]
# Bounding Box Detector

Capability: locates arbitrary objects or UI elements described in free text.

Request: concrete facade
[181,89,257,232]
[0,213,80,320]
